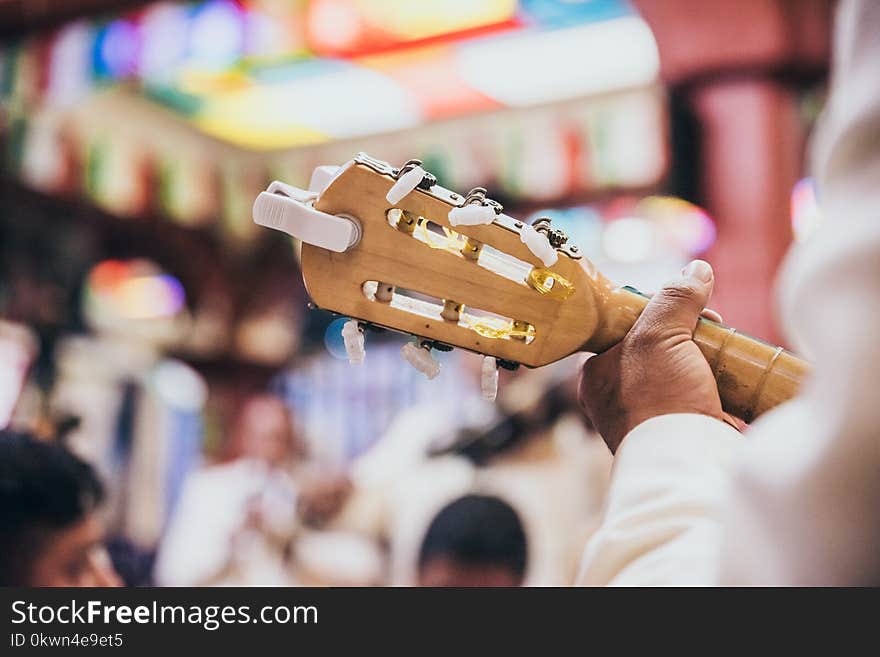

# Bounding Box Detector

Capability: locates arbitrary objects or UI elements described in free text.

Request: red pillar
[693,80,803,342]
[631,0,831,343]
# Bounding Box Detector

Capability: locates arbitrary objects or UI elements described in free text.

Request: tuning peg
[481,356,499,401]
[441,300,462,322]
[448,204,496,227]
[341,319,365,364]
[520,223,558,267]
[375,282,395,303]
[401,341,440,379]
[386,165,427,204]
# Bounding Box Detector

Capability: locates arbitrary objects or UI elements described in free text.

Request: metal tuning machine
[448,187,504,227]
[385,158,438,204]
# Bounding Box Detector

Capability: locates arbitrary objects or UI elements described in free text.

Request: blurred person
[577,0,880,585]
[417,494,528,587]
[0,430,121,587]
[311,359,611,585]
[154,394,306,586]
[0,319,39,432]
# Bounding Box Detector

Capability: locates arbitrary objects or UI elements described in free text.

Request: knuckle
[579,356,602,388]
[578,353,616,399]
[659,282,701,303]
[627,317,667,348]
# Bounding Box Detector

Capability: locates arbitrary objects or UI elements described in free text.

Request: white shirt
[578,0,880,586]
[154,459,298,586]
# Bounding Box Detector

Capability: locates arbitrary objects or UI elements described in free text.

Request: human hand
[578,260,726,453]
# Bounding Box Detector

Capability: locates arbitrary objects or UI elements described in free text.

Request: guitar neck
[584,287,810,422]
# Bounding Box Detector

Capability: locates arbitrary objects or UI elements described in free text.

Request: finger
[632,260,715,338]
[641,290,722,324]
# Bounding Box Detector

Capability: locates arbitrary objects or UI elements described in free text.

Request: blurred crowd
[0,334,612,587]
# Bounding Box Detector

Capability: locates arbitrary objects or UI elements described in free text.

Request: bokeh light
[86,260,186,321]
[93,19,142,79]
[602,216,655,263]
[189,0,246,67]
[791,177,823,242]
[636,195,716,255]
[324,316,353,360]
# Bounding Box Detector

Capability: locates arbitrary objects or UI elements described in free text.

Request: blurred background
[0,0,831,586]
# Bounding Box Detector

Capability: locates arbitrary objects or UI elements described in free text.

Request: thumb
[633,260,715,338]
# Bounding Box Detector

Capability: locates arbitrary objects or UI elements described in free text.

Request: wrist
[618,412,740,456]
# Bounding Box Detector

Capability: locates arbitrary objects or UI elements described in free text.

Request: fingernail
[682,259,713,283]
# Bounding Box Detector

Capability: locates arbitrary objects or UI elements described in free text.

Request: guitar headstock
[255,154,614,371]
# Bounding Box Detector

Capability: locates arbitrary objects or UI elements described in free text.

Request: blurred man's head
[232,394,306,466]
[0,431,119,586]
[417,494,528,587]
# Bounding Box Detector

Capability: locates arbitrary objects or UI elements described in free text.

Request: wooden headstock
[298,154,615,368]
[255,153,808,419]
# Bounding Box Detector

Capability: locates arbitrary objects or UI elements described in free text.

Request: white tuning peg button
[448,204,496,227]
[481,356,499,401]
[386,166,426,205]
[341,320,365,364]
[520,223,558,267]
[401,342,440,380]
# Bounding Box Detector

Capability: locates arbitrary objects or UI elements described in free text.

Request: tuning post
[462,187,503,212]
[420,339,453,352]
[341,319,366,364]
[374,283,395,303]
[532,216,569,249]
[395,159,437,190]
[511,320,531,341]
[441,300,463,322]
[401,341,441,379]
[460,238,482,260]
[393,209,418,234]
[448,187,503,227]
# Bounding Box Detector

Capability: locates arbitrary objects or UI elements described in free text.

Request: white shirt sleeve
[719,0,880,585]
[579,0,880,586]
[577,414,740,586]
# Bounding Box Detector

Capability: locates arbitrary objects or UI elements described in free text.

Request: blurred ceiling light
[189,0,246,67]
[305,0,516,56]
[369,0,515,41]
[242,9,287,58]
[94,19,141,79]
[791,177,823,243]
[47,21,94,107]
[139,3,191,80]
[520,0,630,27]
[193,65,420,148]
[306,0,362,53]
[456,15,659,106]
